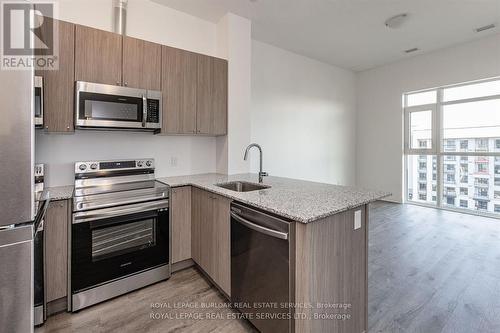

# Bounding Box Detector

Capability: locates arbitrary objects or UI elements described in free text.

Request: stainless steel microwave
[34,76,43,128]
[75,81,162,132]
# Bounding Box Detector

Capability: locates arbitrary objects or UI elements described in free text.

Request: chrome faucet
[244,143,268,183]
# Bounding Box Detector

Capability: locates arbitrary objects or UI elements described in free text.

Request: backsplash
[35,130,217,187]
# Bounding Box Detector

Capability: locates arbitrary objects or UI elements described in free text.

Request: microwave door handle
[142,94,147,127]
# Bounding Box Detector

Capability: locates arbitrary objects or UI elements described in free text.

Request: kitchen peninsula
[158,173,389,333]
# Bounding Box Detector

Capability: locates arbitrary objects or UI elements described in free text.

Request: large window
[404,78,500,217]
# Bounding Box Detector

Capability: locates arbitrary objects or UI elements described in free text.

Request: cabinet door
[212,193,231,295]
[171,186,191,263]
[161,46,197,134]
[45,200,69,302]
[35,17,75,132]
[191,187,212,273]
[196,55,228,135]
[211,58,228,135]
[196,54,212,134]
[122,36,161,90]
[75,25,122,85]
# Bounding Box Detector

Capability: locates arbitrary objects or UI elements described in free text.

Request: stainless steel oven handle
[142,94,147,127]
[74,192,167,211]
[73,200,168,224]
[231,212,288,240]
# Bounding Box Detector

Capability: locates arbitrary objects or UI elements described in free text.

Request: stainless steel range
[70,159,170,312]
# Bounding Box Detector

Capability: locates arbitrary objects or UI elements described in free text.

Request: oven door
[71,200,169,293]
[75,81,148,130]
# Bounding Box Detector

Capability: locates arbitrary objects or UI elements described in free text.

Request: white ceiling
[152,0,500,71]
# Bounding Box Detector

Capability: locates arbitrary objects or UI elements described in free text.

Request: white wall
[56,0,217,55]
[250,41,357,185]
[356,34,500,202]
[216,14,252,175]
[37,0,219,186]
[36,131,216,187]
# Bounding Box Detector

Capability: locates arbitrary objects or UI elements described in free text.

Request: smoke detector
[385,13,409,29]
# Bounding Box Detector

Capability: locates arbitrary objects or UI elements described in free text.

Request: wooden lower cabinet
[44,199,69,302]
[171,186,192,263]
[294,205,368,333]
[210,192,231,295]
[191,187,231,295]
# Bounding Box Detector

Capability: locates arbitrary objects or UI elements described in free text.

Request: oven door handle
[73,200,168,224]
[231,212,288,240]
[142,94,147,127]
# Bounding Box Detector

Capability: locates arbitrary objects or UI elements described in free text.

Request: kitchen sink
[215,181,271,192]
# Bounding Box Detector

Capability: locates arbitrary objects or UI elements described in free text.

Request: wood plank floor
[36,268,257,333]
[37,202,500,333]
[368,202,500,333]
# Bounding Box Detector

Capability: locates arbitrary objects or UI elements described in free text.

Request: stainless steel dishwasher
[230,202,294,333]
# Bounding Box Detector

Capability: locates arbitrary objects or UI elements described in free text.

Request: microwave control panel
[146,99,160,123]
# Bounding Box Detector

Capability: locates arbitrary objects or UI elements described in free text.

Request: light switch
[354,210,362,230]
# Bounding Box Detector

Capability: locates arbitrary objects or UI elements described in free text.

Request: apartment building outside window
[404,77,500,217]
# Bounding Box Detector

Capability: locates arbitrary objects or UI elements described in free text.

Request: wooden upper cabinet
[161,46,197,134]
[196,54,212,135]
[196,54,228,136]
[75,25,122,85]
[122,36,161,90]
[212,57,228,136]
[35,17,75,132]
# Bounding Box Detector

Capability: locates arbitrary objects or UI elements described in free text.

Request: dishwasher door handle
[231,212,288,240]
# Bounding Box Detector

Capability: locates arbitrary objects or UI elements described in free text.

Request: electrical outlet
[170,156,178,167]
[354,210,362,230]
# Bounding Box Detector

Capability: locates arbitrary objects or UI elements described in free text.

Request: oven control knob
[90,163,98,170]
[78,164,87,171]
[137,161,144,167]
[146,160,152,167]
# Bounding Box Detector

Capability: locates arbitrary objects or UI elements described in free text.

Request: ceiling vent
[404,48,419,53]
[385,13,409,29]
[113,0,127,35]
[475,24,496,33]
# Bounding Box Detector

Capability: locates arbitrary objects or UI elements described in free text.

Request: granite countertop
[40,185,74,201]
[157,173,390,223]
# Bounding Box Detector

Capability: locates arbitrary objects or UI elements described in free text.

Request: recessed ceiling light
[404,47,419,54]
[475,23,496,33]
[385,13,409,29]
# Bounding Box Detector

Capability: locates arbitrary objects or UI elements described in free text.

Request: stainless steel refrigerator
[0,65,36,331]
